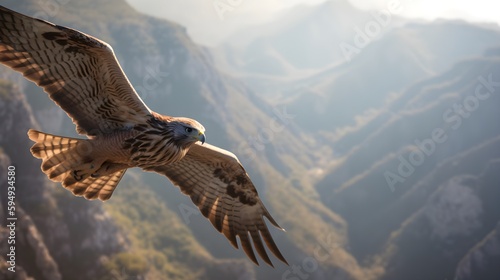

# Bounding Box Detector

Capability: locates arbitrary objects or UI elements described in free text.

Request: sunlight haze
[125,0,500,46]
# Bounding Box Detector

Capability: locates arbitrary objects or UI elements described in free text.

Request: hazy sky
[125,0,500,46]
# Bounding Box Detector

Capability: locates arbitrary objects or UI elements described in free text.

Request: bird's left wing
[0,6,151,136]
[147,143,288,267]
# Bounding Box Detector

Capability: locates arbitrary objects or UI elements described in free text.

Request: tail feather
[28,129,127,200]
[68,169,126,200]
[28,129,92,171]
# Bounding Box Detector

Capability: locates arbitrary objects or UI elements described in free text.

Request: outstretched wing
[148,143,288,267]
[0,6,151,136]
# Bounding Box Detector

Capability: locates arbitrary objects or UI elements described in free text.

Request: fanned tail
[28,129,127,200]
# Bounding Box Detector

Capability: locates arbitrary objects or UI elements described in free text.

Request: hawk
[0,6,287,266]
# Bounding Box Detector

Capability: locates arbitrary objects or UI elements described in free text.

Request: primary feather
[0,5,287,266]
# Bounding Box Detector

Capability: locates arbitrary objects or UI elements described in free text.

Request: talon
[90,173,99,178]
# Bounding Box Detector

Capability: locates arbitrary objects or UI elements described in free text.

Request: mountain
[212,0,410,97]
[217,0,405,73]
[314,49,500,279]
[276,20,500,133]
[380,143,500,280]
[0,1,364,279]
[0,79,127,279]
[2,0,500,279]
[455,218,500,280]
[215,0,500,134]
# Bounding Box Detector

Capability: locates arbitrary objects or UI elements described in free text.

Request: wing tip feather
[238,233,259,266]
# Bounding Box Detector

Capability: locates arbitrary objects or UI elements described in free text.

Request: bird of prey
[0,5,287,266]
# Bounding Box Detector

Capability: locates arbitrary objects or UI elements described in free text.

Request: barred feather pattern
[0,5,151,136]
[1,5,288,267]
[67,169,126,201]
[28,129,128,200]
[124,116,191,168]
[28,130,93,180]
[148,143,289,267]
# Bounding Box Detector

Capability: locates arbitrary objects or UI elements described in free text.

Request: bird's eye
[185,127,193,133]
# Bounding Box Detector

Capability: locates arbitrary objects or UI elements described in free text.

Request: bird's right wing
[147,143,288,267]
[0,5,152,136]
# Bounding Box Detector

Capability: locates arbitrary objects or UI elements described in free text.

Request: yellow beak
[195,131,206,144]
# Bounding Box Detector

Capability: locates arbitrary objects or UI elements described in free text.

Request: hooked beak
[195,131,206,144]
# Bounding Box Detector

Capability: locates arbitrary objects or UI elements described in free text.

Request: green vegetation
[103,173,211,280]
[104,252,150,277]
[9,1,499,279]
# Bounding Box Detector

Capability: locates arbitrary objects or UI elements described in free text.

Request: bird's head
[171,117,206,146]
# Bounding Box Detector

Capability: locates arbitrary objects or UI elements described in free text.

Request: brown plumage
[0,5,288,266]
